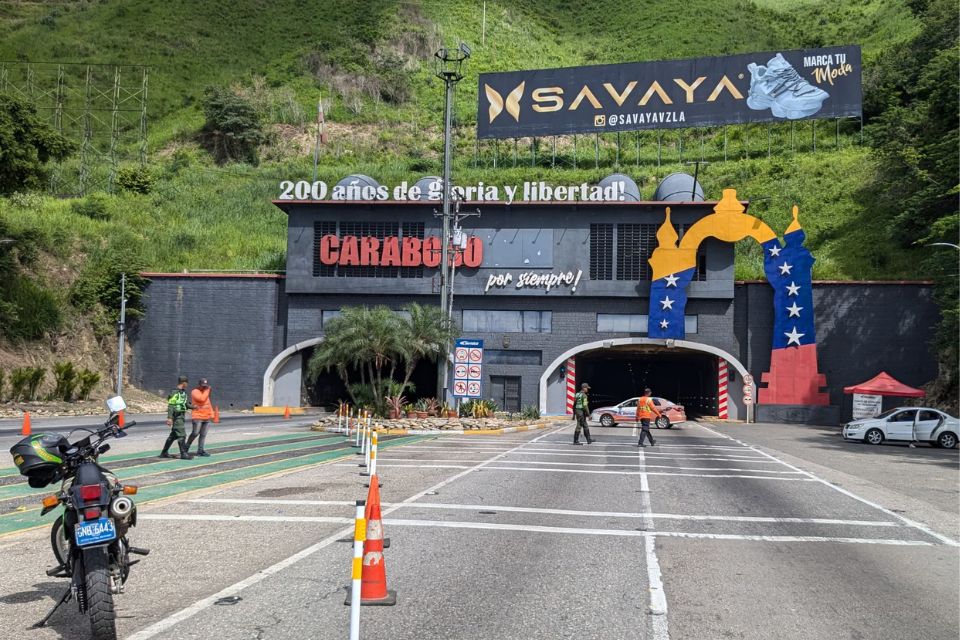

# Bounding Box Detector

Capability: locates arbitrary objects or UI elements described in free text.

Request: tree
[307,304,457,415]
[0,95,72,194]
[864,0,959,409]
[199,87,265,165]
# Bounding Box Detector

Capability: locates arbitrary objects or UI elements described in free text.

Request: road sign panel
[742,385,753,396]
[455,348,468,363]
[468,364,482,380]
[454,364,468,378]
[743,395,754,405]
[466,381,481,397]
[468,348,483,363]
[743,374,754,385]
[453,381,468,395]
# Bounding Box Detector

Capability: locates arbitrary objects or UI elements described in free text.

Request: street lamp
[434,43,470,402]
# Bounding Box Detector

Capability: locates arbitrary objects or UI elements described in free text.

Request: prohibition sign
[468,364,482,379]
[467,381,481,396]
[455,348,469,363]
[454,364,468,378]
[468,348,483,363]
[453,380,468,395]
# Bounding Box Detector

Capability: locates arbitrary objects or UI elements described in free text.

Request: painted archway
[647,188,828,407]
[539,338,753,421]
[262,337,324,407]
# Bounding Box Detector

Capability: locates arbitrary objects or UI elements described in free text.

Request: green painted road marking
[0,435,422,537]
[0,433,348,503]
[0,430,334,478]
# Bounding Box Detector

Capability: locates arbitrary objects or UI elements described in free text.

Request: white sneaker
[746,53,829,120]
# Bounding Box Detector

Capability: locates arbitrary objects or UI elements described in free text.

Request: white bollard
[369,429,378,477]
[349,500,366,640]
[337,404,343,434]
[363,426,372,468]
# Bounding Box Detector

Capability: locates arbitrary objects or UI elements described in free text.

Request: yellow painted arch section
[649,188,778,280]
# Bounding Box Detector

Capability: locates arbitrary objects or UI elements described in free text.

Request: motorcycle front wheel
[83,547,117,640]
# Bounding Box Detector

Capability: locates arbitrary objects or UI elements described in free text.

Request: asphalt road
[0,419,956,640]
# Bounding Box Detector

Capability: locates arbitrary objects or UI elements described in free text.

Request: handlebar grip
[124,421,137,428]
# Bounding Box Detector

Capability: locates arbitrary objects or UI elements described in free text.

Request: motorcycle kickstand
[32,587,72,628]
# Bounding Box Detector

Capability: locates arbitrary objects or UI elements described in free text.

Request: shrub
[0,276,61,341]
[116,166,153,194]
[71,194,111,220]
[521,405,541,420]
[77,369,100,400]
[52,361,78,401]
[70,244,146,335]
[0,368,5,401]
[199,87,265,165]
[26,367,45,400]
[10,367,31,401]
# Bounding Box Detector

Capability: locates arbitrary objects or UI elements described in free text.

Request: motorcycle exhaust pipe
[110,495,134,520]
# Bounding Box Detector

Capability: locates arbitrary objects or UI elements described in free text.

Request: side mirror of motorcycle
[98,444,111,454]
[106,396,126,414]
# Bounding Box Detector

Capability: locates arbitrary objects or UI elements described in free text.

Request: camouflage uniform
[160,378,195,459]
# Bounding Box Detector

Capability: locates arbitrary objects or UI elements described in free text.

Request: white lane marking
[182,498,856,526]
[696,423,960,547]
[638,445,669,638]
[334,463,472,469]
[404,446,776,462]
[376,458,802,474]
[135,513,930,546]
[186,499,903,527]
[126,426,567,640]
[369,464,816,480]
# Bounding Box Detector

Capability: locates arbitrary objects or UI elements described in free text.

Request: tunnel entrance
[575,346,718,418]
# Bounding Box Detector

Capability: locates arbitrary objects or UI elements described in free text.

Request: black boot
[184,433,196,456]
[159,436,176,458]
[177,438,194,460]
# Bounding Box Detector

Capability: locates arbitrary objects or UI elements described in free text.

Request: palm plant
[398,303,458,392]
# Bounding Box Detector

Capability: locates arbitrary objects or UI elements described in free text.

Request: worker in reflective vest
[572,382,594,445]
[186,378,214,457]
[637,388,661,447]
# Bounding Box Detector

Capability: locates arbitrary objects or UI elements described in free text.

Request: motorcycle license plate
[74,517,117,547]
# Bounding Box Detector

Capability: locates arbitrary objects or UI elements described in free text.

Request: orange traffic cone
[283,405,291,419]
[117,410,125,428]
[21,412,31,436]
[355,475,396,605]
[213,406,220,424]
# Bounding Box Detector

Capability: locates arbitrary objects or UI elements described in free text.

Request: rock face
[311,415,543,431]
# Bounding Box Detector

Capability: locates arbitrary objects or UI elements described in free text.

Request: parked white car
[842,407,958,448]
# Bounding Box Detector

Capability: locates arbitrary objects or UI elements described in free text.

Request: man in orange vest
[637,387,661,447]
[185,378,214,457]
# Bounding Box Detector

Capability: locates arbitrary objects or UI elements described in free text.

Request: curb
[253,406,309,416]
[313,419,557,437]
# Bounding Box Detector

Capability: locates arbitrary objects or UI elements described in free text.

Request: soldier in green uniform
[159,375,195,459]
[573,382,594,445]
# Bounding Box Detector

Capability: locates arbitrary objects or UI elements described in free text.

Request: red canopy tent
[843,371,925,397]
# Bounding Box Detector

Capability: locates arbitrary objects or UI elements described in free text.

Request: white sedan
[842,407,958,448]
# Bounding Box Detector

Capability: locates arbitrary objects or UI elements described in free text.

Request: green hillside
[0,0,954,356]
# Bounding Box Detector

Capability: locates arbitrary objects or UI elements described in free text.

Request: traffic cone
[213,406,220,424]
[117,410,125,428]
[348,475,396,606]
[283,405,291,419]
[21,412,31,436]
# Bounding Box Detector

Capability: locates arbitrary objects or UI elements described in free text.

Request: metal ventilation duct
[414,176,443,200]
[653,172,705,202]
[598,173,641,202]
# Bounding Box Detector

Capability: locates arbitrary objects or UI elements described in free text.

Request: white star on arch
[664,274,679,287]
[786,282,801,296]
[660,296,675,310]
[786,302,803,317]
[768,245,782,257]
[784,326,805,346]
[778,262,793,275]
[659,319,669,329]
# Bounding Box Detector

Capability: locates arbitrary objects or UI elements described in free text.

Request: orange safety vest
[191,387,214,421]
[637,396,660,420]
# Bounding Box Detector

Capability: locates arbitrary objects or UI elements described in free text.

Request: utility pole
[116,273,127,397]
[434,43,471,403]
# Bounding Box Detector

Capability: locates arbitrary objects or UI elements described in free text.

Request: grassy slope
[0,0,925,281]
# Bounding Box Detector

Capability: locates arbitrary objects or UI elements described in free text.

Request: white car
[842,407,958,448]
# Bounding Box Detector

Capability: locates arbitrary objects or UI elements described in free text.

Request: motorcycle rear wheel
[83,548,117,640]
[50,515,70,570]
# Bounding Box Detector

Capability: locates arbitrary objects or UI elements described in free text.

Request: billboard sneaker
[746,53,829,120]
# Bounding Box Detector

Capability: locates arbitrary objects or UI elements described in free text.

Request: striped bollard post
[354,410,363,447]
[718,358,729,419]
[363,426,372,469]
[369,430,378,476]
[337,403,343,434]
[565,357,576,415]
[349,500,366,640]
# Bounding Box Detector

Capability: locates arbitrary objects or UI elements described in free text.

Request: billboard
[477,46,861,139]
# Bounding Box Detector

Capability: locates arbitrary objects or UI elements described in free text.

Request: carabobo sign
[477,46,861,138]
[318,234,483,268]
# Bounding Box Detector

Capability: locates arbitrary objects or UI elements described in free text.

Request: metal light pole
[434,43,470,402]
[116,273,127,397]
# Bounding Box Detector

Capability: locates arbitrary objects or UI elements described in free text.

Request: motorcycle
[9,396,149,640]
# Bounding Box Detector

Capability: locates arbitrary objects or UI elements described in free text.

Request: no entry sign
[453,338,484,398]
